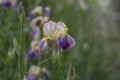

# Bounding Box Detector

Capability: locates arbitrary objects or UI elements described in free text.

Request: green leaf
[13,37,20,53]
[17,1,26,24]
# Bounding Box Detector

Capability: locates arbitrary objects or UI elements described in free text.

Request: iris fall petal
[27,50,39,59]
[57,35,75,51]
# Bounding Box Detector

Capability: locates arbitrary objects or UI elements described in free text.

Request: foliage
[0,0,120,80]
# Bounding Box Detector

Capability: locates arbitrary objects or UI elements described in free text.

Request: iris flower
[27,6,51,20]
[43,20,75,51]
[27,6,43,19]
[27,39,48,59]
[0,0,18,10]
[28,66,51,80]
[28,66,41,80]
[30,16,49,27]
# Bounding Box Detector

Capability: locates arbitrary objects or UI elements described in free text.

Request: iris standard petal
[43,21,56,40]
[55,22,68,37]
[57,35,75,51]
[27,50,40,59]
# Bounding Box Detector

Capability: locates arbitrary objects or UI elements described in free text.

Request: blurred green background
[0,0,120,80]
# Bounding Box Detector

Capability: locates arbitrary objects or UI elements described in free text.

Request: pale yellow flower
[29,65,41,77]
[0,0,2,3]
[43,20,68,41]
[31,6,43,15]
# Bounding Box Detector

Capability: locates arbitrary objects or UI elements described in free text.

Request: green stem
[24,56,28,77]
[37,57,52,66]
[18,49,21,80]
[57,48,66,80]
[60,64,66,80]
[19,14,24,80]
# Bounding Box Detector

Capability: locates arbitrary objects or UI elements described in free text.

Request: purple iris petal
[27,50,40,59]
[30,28,37,37]
[30,27,39,38]
[2,0,11,8]
[57,35,75,51]
[27,13,36,19]
[39,40,47,55]
[45,10,51,17]
[28,74,39,80]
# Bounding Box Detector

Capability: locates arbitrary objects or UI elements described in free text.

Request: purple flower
[27,50,40,59]
[2,0,11,8]
[39,40,48,55]
[57,35,75,51]
[30,27,39,38]
[27,13,36,19]
[28,74,39,80]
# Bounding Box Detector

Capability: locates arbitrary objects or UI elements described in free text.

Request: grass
[0,0,120,80]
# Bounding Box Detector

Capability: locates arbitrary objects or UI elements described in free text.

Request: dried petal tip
[57,35,75,51]
[27,50,39,59]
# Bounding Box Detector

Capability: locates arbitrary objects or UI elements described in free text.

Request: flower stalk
[56,48,66,80]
